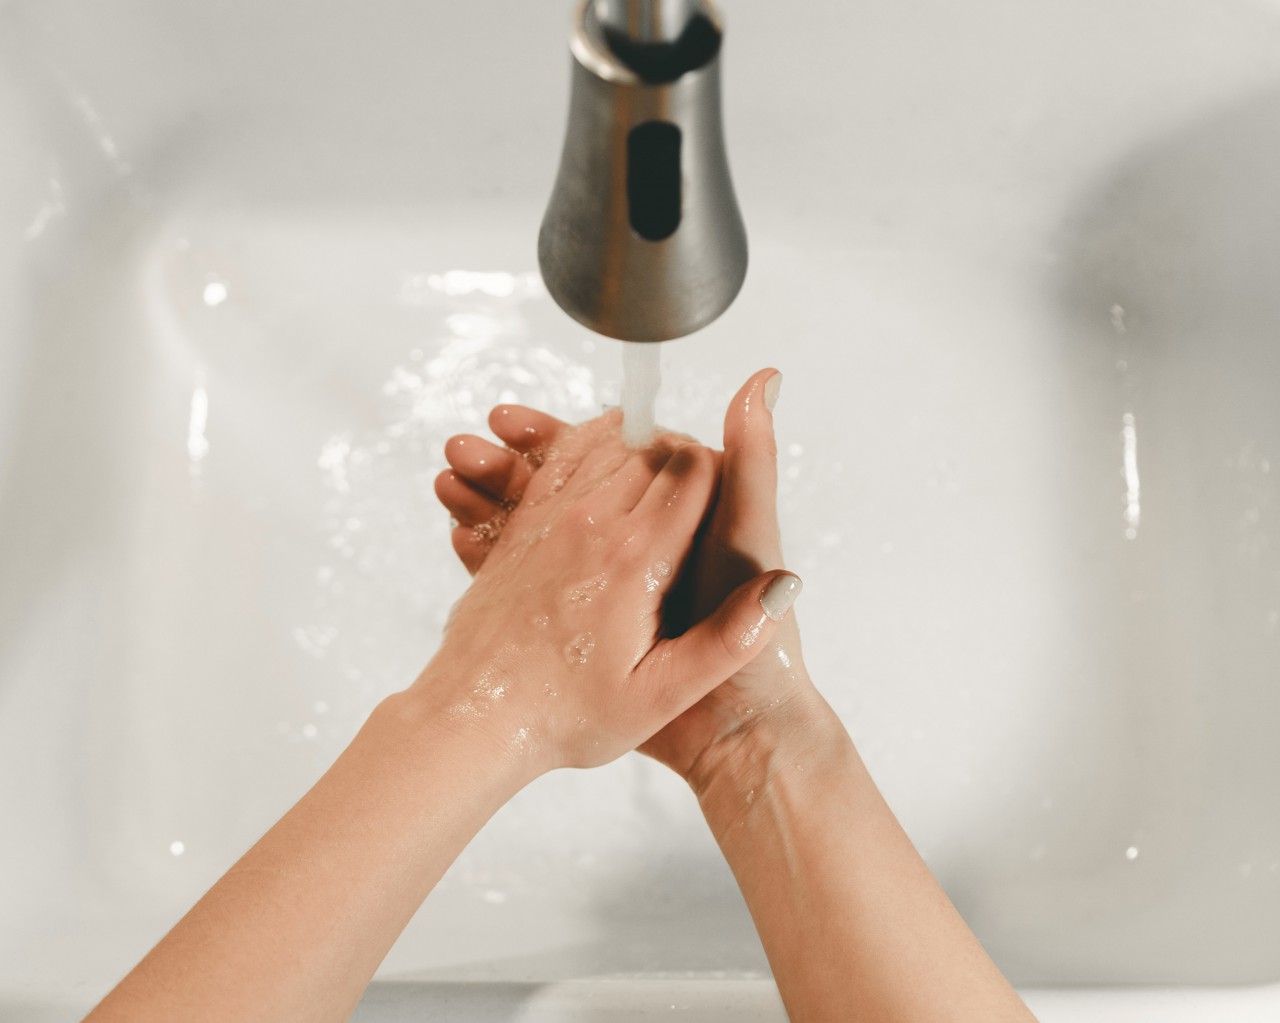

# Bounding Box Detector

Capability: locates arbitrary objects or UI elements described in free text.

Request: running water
[620,341,661,446]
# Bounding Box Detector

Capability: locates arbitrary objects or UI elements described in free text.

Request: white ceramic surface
[3,0,1280,1018]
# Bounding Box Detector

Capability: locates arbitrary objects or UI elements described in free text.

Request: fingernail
[764,372,782,411]
[760,573,802,621]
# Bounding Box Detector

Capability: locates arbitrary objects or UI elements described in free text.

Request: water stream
[619,341,662,446]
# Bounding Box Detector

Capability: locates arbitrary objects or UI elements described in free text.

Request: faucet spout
[537,0,748,343]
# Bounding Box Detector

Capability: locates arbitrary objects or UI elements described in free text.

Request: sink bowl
[3,0,1280,1018]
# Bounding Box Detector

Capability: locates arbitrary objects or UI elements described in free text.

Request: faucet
[538,0,748,343]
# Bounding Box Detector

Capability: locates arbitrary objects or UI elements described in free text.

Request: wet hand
[422,409,796,777]
[636,369,812,785]
[435,372,809,786]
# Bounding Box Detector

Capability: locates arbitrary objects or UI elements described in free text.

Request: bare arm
[84,690,525,1023]
[691,684,1035,1022]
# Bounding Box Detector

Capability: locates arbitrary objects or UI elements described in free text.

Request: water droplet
[569,575,608,604]
[472,517,504,545]
[1125,846,1139,861]
[448,699,482,722]
[169,840,185,857]
[565,632,596,666]
[475,675,507,701]
[508,726,536,754]
[644,560,673,593]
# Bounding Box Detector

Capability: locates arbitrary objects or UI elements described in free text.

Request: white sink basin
[3,0,1280,1018]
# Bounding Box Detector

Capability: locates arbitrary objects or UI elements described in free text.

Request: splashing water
[620,341,662,446]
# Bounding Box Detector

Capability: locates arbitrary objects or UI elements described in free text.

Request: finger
[652,426,699,447]
[718,368,784,563]
[451,522,499,576]
[434,470,504,526]
[630,443,717,533]
[489,405,570,457]
[558,443,632,503]
[641,571,803,720]
[444,434,531,502]
[597,437,694,512]
[519,408,624,506]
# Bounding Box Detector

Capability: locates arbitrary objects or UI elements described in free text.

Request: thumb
[718,368,784,565]
[643,570,803,720]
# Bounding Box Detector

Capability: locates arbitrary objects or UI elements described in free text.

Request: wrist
[376,673,545,802]
[689,682,854,842]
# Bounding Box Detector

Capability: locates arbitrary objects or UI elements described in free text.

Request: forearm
[85,685,530,1023]
[694,686,1035,1023]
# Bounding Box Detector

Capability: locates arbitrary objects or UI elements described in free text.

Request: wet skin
[437,368,1038,1023]
[438,368,814,785]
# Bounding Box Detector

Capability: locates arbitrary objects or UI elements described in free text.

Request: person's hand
[434,370,810,787]
[636,368,812,785]
[422,408,799,778]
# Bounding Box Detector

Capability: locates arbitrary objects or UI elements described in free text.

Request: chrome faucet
[538,0,748,342]
[595,0,703,42]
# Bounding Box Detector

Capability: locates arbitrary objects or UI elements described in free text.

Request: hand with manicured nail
[425,406,797,773]
[436,368,810,783]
